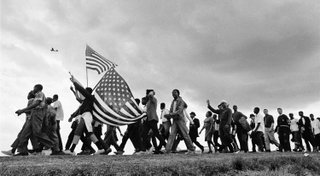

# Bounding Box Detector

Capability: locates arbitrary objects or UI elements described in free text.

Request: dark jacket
[146,95,158,121]
[74,81,94,114]
[277,114,290,129]
[189,118,200,138]
[298,116,312,134]
[208,105,232,129]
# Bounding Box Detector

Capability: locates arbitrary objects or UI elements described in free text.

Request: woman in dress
[200,111,215,153]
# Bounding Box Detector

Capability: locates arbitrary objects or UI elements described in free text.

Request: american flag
[86,45,117,74]
[92,68,146,126]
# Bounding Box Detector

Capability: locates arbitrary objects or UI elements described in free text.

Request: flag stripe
[129,98,144,114]
[86,57,107,71]
[119,108,135,118]
[93,103,135,123]
[125,102,140,116]
[86,66,101,74]
[94,95,144,122]
[118,106,136,118]
[86,56,111,71]
[91,53,116,67]
[91,68,145,126]
[94,100,138,122]
[86,62,104,73]
[91,53,115,68]
[85,45,117,74]
[93,110,132,126]
[94,92,139,121]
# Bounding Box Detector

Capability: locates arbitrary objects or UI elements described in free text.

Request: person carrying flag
[65,75,111,155]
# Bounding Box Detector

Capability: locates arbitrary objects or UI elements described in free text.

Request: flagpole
[86,67,89,87]
[85,44,88,87]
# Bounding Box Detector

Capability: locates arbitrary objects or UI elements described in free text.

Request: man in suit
[165,89,195,154]
[298,111,316,152]
[189,112,204,153]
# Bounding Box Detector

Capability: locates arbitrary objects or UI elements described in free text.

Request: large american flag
[92,68,146,126]
[86,45,117,74]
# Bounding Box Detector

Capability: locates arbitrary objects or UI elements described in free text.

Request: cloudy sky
[1,0,319,154]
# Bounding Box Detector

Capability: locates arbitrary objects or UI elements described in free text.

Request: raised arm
[207,100,220,114]
[70,86,83,103]
[70,75,92,99]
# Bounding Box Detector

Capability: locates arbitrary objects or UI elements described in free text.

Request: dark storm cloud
[111,0,320,109]
[1,0,320,113]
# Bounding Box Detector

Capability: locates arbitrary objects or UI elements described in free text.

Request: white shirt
[53,100,64,121]
[312,120,320,135]
[214,121,219,131]
[160,109,170,123]
[183,109,192,124]
[255,113,264,132]
[290,118,299,132]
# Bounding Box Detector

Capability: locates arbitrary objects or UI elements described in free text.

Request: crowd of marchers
[2,81,320,156]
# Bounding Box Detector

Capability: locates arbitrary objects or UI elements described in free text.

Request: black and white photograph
[0,0,320,175]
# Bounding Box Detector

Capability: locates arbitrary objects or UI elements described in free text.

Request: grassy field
[1,152,320,176]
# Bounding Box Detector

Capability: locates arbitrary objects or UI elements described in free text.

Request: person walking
[276,108,291,152]
[189,112,204,153]
[66,76,111,155]
[160,103,171,141]
[15,84,53,156]
[312,117,320,151]
[199,111,215,153]
[165,89,195,154]
[289,113,303,152]
[232,105,248,153]
[207,100,233,153]
[251,107,264,152]
[44,97,65,155]
[1,91,37,156]
[298,111,316,152]
[141,89,166,154]
[263,109,280,152]
[52,94,64,152]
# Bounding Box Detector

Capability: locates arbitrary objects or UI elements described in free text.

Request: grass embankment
[0,152,320,176]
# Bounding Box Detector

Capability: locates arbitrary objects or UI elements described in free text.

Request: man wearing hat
[189,112,204,153]
[207,100,233,153]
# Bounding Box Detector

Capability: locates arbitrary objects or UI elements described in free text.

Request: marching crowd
[2,80,320,156]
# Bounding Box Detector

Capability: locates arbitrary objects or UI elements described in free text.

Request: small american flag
[86,45,117,74]
[92,68,146,126]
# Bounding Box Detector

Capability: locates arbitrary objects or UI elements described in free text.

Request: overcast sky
[1,0,319,154]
